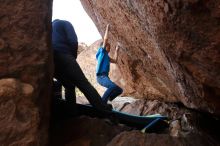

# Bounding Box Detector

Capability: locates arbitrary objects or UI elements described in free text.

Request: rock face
[1,0,220,145]
[50,116,130,146]
[78,42,88,55]
[80,0,220,115]
[0,1,52,145]
[54,97,220,145]
[107,131,218,146]
[113,98,220,139]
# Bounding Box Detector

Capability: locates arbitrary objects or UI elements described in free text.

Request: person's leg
[52,79,63,119]
[97,75,112,103]
[54,52,111,111]
[64,86,76,103]
[53,79,62,99]
[97,75,122,103]
[102,86,115,103]
[64,86,77,114]
[108,85,123,101]
[53,77,76,109]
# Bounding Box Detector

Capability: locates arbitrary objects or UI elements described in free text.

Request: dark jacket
[52,19,78,58]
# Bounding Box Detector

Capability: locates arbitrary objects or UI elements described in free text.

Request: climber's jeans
[97,75,123,103]
[53,51,111,111]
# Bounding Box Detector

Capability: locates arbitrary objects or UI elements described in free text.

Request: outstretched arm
[110,45,119,63]
[102,24,110,48]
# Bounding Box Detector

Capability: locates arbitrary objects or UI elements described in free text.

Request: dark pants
[52,79,77,117]
[53,51,110,111]
[97,75,123,103]
[53,80,75,101]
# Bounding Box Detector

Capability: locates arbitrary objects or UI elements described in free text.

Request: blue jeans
[97,75,123,103]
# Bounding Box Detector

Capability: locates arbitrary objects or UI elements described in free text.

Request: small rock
[181,113,194,132]
[21,83,34,97]
[170,120,181,137]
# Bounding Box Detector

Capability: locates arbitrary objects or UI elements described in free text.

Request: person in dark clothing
[52,19,78,58]
[96,24,123,103]
[52,19,77,106]
[52,19,111,112]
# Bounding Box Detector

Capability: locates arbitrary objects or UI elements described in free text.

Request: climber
[96,24,123,103]
[52,19,112,113]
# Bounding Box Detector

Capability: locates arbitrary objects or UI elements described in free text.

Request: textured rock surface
[50,116,130,146]
[78,42,88,55]
[1,0,220,145]
[0,79,37,145]
[114,99,220,139]
[50,113,219,146]
[80,0,220,114]
[58,97,220,145]
[116,99,198,136]
[77,95,219,140]
[0,0,52,145]
[107,131,218,146]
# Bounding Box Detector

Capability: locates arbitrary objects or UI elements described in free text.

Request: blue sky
[52,0,101,45]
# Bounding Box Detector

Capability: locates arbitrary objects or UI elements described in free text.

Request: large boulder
[80,0,220,115]
[107,131,218,146]
[114,99,220,138]
[0,0,52,145]
[50,116,130,146]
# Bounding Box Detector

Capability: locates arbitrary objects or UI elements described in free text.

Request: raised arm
[110,45,119,63]
[102,24,110,48]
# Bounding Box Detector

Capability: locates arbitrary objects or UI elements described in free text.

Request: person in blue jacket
[52,19,111,112]
[96,24,123,103]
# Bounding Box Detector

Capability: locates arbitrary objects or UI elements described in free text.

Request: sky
[52,0,101,45]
